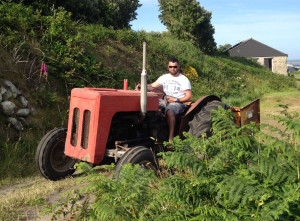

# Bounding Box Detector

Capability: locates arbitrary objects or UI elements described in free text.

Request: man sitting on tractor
[136,58,192,149]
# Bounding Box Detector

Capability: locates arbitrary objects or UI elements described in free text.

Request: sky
[130,0,300,60]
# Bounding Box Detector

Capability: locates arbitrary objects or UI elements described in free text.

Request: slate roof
[227,38,288,57]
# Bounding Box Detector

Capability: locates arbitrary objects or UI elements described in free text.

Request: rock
[20,96,28,107]
[4,80,21,97]
[17,117,26,124]
[3,90,12,100]
[0,87,7,95]
[0,94,2,103]
[8,117,23,131]
[16,108,30,117]
[1,101,16,116]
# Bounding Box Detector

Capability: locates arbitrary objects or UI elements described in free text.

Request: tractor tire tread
[35,128,76,181]
[188,100,229,138]
[114,146,158,178]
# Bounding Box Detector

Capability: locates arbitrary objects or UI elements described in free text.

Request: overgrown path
[261,89,300,134]
[0,84,299,220]
[260,73,300,135]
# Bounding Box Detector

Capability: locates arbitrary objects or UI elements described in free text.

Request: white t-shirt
[156,73,191,98]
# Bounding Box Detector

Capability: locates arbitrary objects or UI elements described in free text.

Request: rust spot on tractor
[231,99,260,127]
[81,154,91,162]
[231,107,241,127]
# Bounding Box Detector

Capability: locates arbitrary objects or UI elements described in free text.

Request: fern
[51,107,299,220]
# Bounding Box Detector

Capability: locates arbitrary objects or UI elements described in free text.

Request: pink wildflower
[41,61,48,77]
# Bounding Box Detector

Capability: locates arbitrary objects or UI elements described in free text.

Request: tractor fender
[179,95,222,139]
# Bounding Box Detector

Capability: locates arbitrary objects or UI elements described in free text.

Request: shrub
[183,66,198,83]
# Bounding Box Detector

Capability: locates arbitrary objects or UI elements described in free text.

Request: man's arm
[135,81,162,91]
[167,89,192,103]
[180,89,192,102]
[149,81,161,91]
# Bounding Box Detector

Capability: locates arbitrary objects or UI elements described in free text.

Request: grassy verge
[260,74,300,137]
[0,176,76,220]
[0,165,113,220]
[295,71,300,87]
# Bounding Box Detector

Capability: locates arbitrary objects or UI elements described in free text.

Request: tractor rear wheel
[35,128,77,181]
[114,146,158,177]
[188,100,229,138]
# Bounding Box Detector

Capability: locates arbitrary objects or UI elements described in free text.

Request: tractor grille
[71,108,80,147]
[81,110,91,149]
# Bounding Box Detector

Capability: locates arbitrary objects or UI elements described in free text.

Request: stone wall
[272,56,288,75]
[0,80,34,131]
[256,56,287,75]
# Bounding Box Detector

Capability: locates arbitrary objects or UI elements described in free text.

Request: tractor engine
[106,111,169,152]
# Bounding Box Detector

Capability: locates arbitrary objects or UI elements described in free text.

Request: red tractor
[35,43,260,181]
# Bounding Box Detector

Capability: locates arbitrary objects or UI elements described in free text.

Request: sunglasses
[168,66,178,68]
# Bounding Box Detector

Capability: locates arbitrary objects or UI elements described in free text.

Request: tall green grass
[0,140,37,183]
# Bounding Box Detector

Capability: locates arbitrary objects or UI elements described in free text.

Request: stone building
[226,38,288,75]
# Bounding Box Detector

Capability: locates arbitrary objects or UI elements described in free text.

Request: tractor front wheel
[114,146,159,177]
[35,128,77,181]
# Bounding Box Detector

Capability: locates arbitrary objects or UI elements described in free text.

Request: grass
[295,71,300,87]
[0,165,113,220]
[0,175,78,220]
[260,73,300,137]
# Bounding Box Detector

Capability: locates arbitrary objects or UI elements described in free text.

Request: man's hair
[169,57,179,64]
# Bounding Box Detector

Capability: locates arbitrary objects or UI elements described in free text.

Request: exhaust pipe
[140,42,147,115]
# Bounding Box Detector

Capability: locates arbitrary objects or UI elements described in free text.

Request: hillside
[0,2,297,181]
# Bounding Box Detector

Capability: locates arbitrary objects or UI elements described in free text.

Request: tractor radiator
[71,108,80,147]
[81,110,90,149]
[70,108,90,150]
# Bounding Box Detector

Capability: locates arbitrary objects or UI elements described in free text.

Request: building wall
[256,56,287,75]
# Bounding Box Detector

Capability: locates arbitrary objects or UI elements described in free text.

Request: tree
[7,0,141,29]
[218,43,232,52]
[103,0,142,29]
[217,43,232,55]
[158,0,216,54]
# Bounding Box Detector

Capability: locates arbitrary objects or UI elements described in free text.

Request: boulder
[0,87,7,95]
[17,117,26,124]
[8,117,23,131]
[16,108,30,117]
[20,96,28,107]
[1,101,16,116]
[4,80,21,97]
[3,90,12,100]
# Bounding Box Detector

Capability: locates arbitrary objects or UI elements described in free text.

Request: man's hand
[166,96,178,103]
[135,84,141,91]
